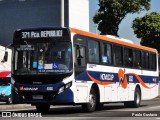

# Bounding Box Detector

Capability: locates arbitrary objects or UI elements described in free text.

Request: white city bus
[11,27,159,112]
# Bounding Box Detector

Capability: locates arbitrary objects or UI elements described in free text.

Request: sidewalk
[0,104,34,111]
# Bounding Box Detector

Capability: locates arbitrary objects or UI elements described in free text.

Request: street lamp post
[61,0,64,27]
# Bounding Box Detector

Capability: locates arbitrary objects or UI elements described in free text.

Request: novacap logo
[19,86,38,91]
[100,74,114,81]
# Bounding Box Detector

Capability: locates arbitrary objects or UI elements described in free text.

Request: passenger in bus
[128,57,133,67]
[137,62,141,69]
[38,55,44,69]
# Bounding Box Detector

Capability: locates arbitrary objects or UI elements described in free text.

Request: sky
[89,0,160,45]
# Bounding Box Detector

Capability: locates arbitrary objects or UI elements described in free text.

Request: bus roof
[70,28,157,53]
[105,35,134,44]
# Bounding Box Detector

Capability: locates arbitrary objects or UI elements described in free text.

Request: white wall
[69,0,89,32]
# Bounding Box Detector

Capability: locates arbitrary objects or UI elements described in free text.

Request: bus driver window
[75,45,86,66]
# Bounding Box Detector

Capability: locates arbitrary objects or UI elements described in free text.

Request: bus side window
[150,53,156,71]
[142,51,149,69]
[113,45,123,66]
[102,43,112,64]
[133,50,141,69]
[88,39,100,63]
[124,48,133,67]
[74,45,86,66]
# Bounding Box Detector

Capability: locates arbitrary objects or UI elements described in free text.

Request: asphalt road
[0,98,160,120]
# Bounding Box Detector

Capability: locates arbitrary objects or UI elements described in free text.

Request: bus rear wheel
[36,105,50,113]
[82,88,96,112]
[124,87,141,108]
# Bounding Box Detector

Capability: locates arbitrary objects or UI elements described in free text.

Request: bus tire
[11,89,22,104]
[6,96,12,104]
[82,88,96,112]
[124,87,141,108]
[96,103,104,111]
[36,105,50,113]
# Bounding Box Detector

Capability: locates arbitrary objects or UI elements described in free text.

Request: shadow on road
[0,103,148,117]
[42,104,147,116]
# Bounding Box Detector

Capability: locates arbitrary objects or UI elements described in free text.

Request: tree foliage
[93,0,151,36]
[132,12,160,51]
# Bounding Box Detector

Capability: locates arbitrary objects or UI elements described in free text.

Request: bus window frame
[74,44,87,67]
[113,44,123,67]
[141,50,149,70]
[149,52,157,71]
[123,47,133,68]
[87,37,100,64]
[132,49,142,69]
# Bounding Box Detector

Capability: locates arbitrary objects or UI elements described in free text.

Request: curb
[0,104,34,111]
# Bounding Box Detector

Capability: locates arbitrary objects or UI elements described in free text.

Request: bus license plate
[32,95,43,100]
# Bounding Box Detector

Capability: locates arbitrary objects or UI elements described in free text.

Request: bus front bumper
[0,95,9,102]
[13,82,74,104]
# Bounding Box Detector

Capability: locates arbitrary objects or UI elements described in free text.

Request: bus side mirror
[1,51,8,63]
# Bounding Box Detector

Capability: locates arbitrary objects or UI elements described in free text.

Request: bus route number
[22,32,30,38]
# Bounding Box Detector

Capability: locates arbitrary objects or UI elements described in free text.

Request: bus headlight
[58,86,65,94]
[66,82,72,89]
[1,90,6,95]
[58,81,72,94]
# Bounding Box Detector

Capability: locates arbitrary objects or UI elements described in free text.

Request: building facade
[0,0,89,47]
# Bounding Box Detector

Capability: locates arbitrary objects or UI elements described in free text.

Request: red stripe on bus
[0,71,11,77]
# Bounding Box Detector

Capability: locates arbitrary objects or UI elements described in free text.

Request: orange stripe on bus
[118,68,157,89]
[70,28,157,53]
[87,69,157,89]
[118,69,128,89]
[126,72,157,89]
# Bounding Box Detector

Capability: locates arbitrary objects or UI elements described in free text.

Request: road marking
[149,106,160,109]
[79,111,113,117]
[155,118,160,119]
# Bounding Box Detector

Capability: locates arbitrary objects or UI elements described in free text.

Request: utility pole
[61,0,64,27]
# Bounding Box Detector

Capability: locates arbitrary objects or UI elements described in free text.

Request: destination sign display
[21,30,63,39]
[16,45,35,51]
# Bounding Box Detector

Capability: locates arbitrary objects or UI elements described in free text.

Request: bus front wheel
[82,88,96,112]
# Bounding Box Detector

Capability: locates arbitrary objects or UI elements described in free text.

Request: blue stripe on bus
[76,71,159,84]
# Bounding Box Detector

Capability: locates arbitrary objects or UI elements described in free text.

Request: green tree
[93,0,151,36]
[132,12,160,51]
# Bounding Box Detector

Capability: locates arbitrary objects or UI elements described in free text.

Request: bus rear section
[0,45,12,104]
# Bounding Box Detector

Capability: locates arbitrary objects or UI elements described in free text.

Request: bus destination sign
[21,30,63,39]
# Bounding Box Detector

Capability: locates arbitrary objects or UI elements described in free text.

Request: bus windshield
[14,42,73,75]
[0,78,10,86]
